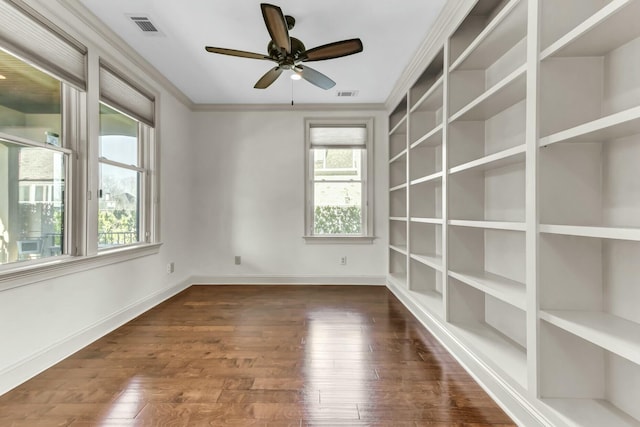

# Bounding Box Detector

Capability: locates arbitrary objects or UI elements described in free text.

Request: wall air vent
[336,90,359,97]
[127,15,162,35]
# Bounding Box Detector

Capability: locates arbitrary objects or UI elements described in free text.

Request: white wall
[0,1,195,394]
[189,109,388,283]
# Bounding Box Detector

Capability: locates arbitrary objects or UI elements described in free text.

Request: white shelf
[542,0,640,59]
[389,183,408,192]
[389,244,408,255]
[449,65,526,122]
[410,124,443,149]
[409,289,443,319]
[449,322,528,388]
[450,270,526,311]
[410,77,444,113]
[544,398,640,427]
[389,115,407,135]
[540,310,640,366]
[449,144,526,174]
[410,171,442,186]
[389,217,407,222]
[540,224,640,241]
[410,217,443,225]
[449,220,526,232]
[389,149,408,164]
[540,106,640,146]
[410,252,442,271]
[388,273,407,289]
[451,0,527,71]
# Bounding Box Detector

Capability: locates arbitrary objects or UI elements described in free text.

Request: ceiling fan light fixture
[290,72,302,80]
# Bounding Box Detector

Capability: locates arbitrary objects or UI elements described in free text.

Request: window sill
[0,242,162,292]
[303,235,376,244]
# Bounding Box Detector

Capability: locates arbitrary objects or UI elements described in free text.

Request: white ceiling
[75,0,447,105]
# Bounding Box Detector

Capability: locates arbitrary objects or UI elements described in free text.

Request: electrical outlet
[234,256,241,265]
[340,256,347,265]
[166,262,174,274]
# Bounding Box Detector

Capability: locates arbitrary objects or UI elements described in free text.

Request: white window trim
[303,117,376,244]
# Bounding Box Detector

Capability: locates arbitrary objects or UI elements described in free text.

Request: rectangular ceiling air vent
[129,16,159,33]
[337,90,359,97]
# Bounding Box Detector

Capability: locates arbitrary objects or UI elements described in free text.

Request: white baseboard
[190,275,386,285]
[386,280,554,427]
[0,278,192,396]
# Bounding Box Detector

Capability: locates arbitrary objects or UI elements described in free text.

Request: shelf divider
[541,0,640,59]
[540,224,640,241]
[540,310,640,366]
[449,270,526,310]
[389,244,408,256]
[539,106,640,146]
[410,171,443,186]
[389,149,408,164]
[449,220,526,232]
[410,252,443,271]
[449,65,527,122]
[450,0,526,72]
[450,144,526,174]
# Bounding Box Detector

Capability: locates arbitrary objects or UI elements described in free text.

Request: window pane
[313,182,362,235]
[0,49,61,144]
[0,140,65,264]
[313,149,362,181]
[98,163,139,248]
[99,103,138,165]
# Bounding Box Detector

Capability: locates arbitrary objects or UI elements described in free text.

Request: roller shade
[99,62,155,127]
[0,0,87,89]
[310,125,367,149]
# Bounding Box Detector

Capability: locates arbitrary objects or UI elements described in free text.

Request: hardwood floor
[0,285,515,426]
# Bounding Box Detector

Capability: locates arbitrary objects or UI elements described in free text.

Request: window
[0,2,160,276]
[0,49,71,265]
[98,104,141,247]
[304,118,374,241]
[98,62,156,249]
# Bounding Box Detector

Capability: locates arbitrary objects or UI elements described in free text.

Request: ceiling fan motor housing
[268,37,306,63]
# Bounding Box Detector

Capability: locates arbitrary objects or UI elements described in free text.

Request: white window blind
[99,62,155,127]
[309,125,367,149]
[0,0,87,89]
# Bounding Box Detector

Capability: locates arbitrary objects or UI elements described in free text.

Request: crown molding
[191,103,386,112]
[384,0,475,112]
[54,0,196,109]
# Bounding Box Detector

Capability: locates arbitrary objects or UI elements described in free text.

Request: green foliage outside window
[314,205,362,235]
[98,209,137,245]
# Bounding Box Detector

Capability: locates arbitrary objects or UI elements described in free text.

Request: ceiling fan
[205,3,363,90]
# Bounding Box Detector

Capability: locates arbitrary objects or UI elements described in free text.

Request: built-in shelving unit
[387,0,640,425]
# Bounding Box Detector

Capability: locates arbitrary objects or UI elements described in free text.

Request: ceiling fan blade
[205,46,270,60]
[297,65,335,90]
[254,66,283,89]
[261,3,291,54]
[302,39,363,62]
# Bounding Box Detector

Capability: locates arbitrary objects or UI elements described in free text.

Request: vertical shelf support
[525,0,541,397]
[404,97,411,288]
[442,39,451,321]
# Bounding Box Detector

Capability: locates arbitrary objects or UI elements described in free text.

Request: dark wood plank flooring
[0,285,515,426]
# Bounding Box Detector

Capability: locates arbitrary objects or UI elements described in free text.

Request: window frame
[303,117,375,244]
[97,101,150,250]
[0,51,79,268]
